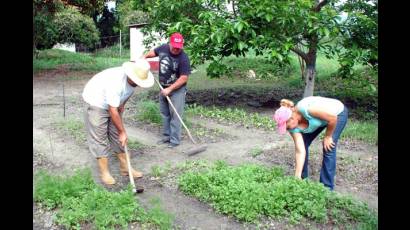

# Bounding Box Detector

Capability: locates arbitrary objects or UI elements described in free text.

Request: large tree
[33,1,102,51]
[134,0,377,97]
[115,0,148,45]
[63,0,107,23]
[337,0,378,76]
[97,5,119,47]
[53,7,100,47]
[33,0,64,50]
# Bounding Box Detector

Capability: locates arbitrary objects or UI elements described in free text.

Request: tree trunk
[303,62,316,97]
[303,35,318,98]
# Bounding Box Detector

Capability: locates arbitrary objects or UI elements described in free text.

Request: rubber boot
[117,153,143,178]
[97,157,116,185]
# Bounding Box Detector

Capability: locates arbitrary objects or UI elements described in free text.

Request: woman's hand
[323,136,335,152]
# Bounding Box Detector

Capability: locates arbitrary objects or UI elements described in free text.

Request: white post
[130,27,135,61]
[130,27,145,62]
[119,30,122,57]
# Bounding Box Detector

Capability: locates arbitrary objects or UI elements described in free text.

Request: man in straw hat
[142,32,191,148]
[82,59,154,185]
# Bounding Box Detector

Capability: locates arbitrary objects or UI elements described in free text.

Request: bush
[53,7,100,48]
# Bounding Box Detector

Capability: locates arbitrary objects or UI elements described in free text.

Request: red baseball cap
[170,32,184,49]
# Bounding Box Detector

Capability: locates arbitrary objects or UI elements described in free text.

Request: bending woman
[273,96,348,190]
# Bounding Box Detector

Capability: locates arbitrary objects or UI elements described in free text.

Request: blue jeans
[159,86,187,145]
[301,106,348,190]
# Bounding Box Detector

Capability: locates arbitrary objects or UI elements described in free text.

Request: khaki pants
[84,105,124,158]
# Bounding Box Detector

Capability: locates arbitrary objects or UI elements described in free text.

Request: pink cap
[170,32,184,49]
[273,106,292,134]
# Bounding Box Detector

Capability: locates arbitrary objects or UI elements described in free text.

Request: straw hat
[122,59,154,88]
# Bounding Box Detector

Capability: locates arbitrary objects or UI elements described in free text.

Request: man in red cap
[142,32,191,148]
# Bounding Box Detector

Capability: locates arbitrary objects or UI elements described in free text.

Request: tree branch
[291,47,308,61]
[313,0,329,12]
[232,0,237,17]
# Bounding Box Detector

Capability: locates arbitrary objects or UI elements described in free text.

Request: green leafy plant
[34,169,173,229]
[151,165,163,178]
[178,161,377,228]
[56,187,146,230]
[34,169,95,209]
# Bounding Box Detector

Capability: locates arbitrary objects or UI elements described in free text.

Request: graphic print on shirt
[159,55,178,85]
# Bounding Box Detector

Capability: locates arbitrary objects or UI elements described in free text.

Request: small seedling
[249,147,263,157]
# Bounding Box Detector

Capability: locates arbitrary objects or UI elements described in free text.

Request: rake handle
[124,145,136,192]
[154,78,196,145]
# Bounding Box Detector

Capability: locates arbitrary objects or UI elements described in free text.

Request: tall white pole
[119,30,122,57]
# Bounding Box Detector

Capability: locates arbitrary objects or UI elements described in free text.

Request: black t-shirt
[154,44,191,87]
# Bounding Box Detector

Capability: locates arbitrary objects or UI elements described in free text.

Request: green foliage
[178,161,377,228]
[222,55,293,80]
[206,60,233,78]
[136,100,162,124]
[33,0,64,50]
[338,0,378,71]
[33,1,101,51]
[34,169,95,209]
[57,187,146,230]
[116,0,149,34]
[186,104,276,130]
[317,66,378,120]
[150,165,163,178]
[64,0,106,18]
[97,6,119,47]
[53,7,100,48]
[137,0,377,96]
[34,169,173,229]
[327,193,378,228]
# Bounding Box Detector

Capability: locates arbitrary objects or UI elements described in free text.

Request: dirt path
[33,70,378,229]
